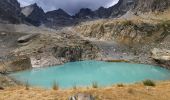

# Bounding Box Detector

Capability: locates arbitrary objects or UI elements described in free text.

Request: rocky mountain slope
[45,9,75,28]
[1,0,170,27]
[0,0,134,27]
[0,0,24,24]
[133,0,170,13]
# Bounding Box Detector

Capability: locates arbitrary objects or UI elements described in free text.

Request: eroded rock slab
[151,48,170,69]
[17,33,39,43]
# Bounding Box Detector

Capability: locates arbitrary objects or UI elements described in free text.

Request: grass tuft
[92,82,98,88]
[72,85,77,90]
[127,88,134,94]
[25,81,29,90]
[117,83,124,87]
[143,80,156,87]
[52,81,59,90]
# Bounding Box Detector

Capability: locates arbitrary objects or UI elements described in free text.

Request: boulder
[17,33,39,43]
[0,86,4,90]
[0,32,6,36]
[69,93,95,100]
[7,56,32,72]
[151,48,170,68]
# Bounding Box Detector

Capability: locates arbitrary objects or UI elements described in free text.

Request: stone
[0,86,4,90]
[17,33,39,43]
[69,93,95,100]
[0,32,6,35]
[151,48,170,69]
[7,56,32,72]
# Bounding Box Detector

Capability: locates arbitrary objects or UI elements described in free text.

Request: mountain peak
[46,8,71,19]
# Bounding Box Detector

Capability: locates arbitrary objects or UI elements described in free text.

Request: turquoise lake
[10,60,170,89]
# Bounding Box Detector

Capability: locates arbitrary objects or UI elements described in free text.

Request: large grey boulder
[151,48,170,69]
[17,33,39,43]
[68,93,95,100]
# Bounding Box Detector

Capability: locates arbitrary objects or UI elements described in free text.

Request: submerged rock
[69,93,95,100]
[151,48,170,69]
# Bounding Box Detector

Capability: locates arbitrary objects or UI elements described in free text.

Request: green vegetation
[143,80,156,87]
[72,85,77,90]
[25,81,29,90]
[121,20,133,26]
[127,88,134,94]
[52,81,59,90]
[117,83,124,87]
[92,82,98,88]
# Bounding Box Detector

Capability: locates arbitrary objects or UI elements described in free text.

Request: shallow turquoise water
[10,61,170,88]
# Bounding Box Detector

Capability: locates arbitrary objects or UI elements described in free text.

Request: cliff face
[0,0,24,24]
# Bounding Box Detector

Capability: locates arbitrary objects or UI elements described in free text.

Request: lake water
[9,60,170,89]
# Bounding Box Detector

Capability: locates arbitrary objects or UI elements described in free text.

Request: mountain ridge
[0,0,170,27]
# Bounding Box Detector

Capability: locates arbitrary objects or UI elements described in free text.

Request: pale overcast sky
[17,0,119,14]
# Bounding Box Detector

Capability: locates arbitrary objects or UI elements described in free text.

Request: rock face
[22,3,46,26]
[151,48,170,69]
[0,0,24,24]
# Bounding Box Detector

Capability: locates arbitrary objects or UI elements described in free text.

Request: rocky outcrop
[74,20,170,45]
[0,56,32,73]
[52,40,100,62]
[22,3,46,26]
[151,48,170,69]
[0,0,24,24]
[133,0,170,13]
[17,33,39,43]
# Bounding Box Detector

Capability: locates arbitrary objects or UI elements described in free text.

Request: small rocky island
[0,0,170,100]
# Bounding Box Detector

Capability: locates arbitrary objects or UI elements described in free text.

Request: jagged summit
[21,3,46,26]
[46,8,71,19]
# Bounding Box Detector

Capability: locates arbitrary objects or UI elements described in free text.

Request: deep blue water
[9,61,170,89]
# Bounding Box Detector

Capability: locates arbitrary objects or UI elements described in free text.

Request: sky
[17,0,119,14]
